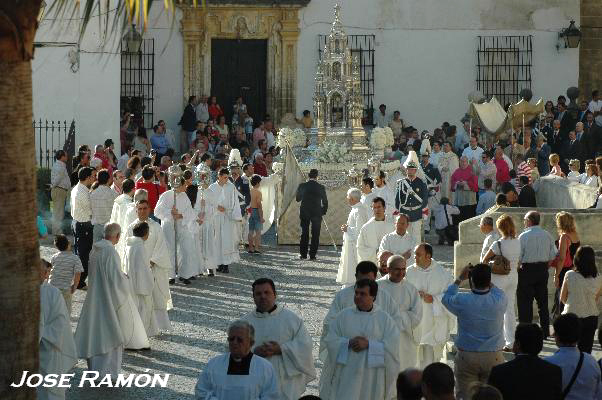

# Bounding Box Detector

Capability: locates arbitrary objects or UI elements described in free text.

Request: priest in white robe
[206,168,243,272]
[337,188,369,287]
[378,214,417,267]
[373,171,396,219]
[405,243,455,368]
[195,184,218,275]
[109,178,135,227]
[124,221,157,337]
[75,223,149,379]
[127,199,173,332]
[195,320,279,400]
[357,197,394,265]
[320,279,400,400]
[438,142,459,200]
[114,188,147,264]
[320,261,401,363]
[38,260,77,400]
[376,255,422,371]
[154,180,199,282]
[242,278,316,400]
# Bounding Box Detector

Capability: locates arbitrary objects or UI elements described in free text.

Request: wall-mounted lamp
[125,24,143,53]
[557,20,581,51]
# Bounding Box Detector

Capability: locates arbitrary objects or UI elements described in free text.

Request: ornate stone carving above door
[179,2,309,123]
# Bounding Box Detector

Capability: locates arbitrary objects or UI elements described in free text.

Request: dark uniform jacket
[395,176,428,222]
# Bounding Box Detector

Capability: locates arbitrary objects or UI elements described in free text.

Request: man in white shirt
[71,166,95,289]
[374,103,390,128]
[461,136,484,165]
[195,320,280,400]
[357,197,394,265]
[587,90,602,117]
[196,94,209,123]
[479,216,500,262]
[378,214,417,267]
[242,278,316,400]
[111,169,125,194]
[90,169,118,242]
[50,150,71,235]
[377,255,422,371]
[475,151,497,195]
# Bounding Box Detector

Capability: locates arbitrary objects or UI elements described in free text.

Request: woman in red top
[493,147,510,184]
[208,96,223,121]
[135,166,166,212]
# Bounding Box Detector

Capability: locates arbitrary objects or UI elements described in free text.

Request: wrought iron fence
[476,35,533,107]
[35,119,76,170]
[120,38,155,129]
[318,34,375,125]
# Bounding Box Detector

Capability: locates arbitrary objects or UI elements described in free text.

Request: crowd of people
[37,91,602,400]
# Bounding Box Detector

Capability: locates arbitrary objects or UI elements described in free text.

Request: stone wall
[579,0,602,101]
[535,175,599,209]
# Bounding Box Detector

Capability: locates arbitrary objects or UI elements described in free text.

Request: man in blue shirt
[442,263,506,399]
[518,210,557,338]
[545,313,601,400]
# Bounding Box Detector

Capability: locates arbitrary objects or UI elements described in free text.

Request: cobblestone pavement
[39,230,600,399]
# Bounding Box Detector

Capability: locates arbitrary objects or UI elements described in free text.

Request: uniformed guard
[395,150,428,242]
[420,151,442,234]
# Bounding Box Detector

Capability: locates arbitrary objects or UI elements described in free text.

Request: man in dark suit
[556,103,575,137]
[296,168,328,260]
[489,323,562,400]
[178,95,197,153]
[562,130,582,170]
[548,119,565,155]
[518,176,536,207]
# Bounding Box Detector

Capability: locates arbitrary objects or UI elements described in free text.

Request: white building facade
[33,0,579,155]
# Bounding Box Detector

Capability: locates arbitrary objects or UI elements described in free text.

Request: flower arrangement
[314,140,350,163]
[277,127,307,148]
[370,127,394,151]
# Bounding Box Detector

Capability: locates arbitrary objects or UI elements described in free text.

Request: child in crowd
[247,175,264,254]
[549,153,565,177]
[567,159,582,183]
[243,112,254,142]
[49,234,83,316]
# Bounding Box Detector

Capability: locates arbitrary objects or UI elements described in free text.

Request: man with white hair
[377,255,422,371]
[336,187,369,287]
[195,320,279,399]
[75,223,149,379]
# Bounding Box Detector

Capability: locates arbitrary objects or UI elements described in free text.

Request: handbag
[489,240,511,275]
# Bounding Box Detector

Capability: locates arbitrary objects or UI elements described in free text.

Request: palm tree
[0,1,197,398]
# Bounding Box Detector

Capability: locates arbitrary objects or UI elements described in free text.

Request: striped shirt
[90,185,118,225]
[51,160,71,190]
[517,161,532,183]
[70,182,92,222]
[49,251,84,290]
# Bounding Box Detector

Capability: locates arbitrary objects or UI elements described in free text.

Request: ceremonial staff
[167,165,183,276]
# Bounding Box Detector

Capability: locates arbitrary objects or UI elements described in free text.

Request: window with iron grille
[120,38,155,129]
[476,36,532,107]
[318,34,375,125]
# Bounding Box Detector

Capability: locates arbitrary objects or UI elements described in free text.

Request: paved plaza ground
[39,230,601,399]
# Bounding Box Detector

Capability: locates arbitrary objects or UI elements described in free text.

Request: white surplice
[357,217,395,265]
[154,189,200,279]
[39,283,78,400]
[128,218,173,331]
[242,306,316,400]
[320,306,401,400]
[124,236,157,337]
[319,284,402,362]
[337,203,369,286]
[207,181,243,265]
[195,188,218,272]
[194,353,280,400]
[376,276,423,371]
[258,173,281,235]
[438,151,459,200]
[404,260,455,367]
[372,185,396,218]
[110,193,133,261]
[378,231,417,266]
[75,239,149,376]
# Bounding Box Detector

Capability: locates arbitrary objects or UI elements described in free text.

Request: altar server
[242,278,316,400]
[438,142,459,200]
[127,200,173,331]
[378,213,417,267]
[357,197,394,265]
[124,221,156,337]
[113,187,146,262]
[194,320,279,400]
[405,243,455,368]
[39,260,77,400]
[337,187,369,287]
[154,179,199,283]
[206,168,243,273]
[319,279,400,400]
[377,255,422,371]
[75,223,149,378]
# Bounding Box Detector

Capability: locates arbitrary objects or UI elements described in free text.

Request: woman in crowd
[132,127,151,156]
[232,96,247,127]
[552,211,580,317]
[450,155,478,222]
[215,115,229,138]
[208,95,223,121]
[127,156,142,179]
[560,246,602,353]
[582,163,599,188]
[482,214,521,352]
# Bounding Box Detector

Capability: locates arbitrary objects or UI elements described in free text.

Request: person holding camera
[442,263,507,399]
